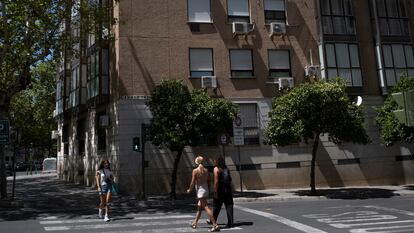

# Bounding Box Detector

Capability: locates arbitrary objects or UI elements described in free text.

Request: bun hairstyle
[195,156,204,166]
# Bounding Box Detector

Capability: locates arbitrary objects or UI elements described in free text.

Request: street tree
[264,79,370,194]
[9,61,57,159]
[0,0,114,199]
[147,80,238,199]
[376,76,414,146]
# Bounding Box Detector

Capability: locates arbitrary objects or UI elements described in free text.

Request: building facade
[55,0,414,195]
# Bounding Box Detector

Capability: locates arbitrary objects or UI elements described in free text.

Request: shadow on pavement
[233,191,277,199]
[0,176,198,222]
[404,185,414,191]
[293,188,398,199]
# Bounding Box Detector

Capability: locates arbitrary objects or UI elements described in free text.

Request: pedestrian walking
[187,156,220,232]
[96,159,114,222]
[212,157,234,228]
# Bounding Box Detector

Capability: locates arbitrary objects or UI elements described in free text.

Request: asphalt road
[1,176,414,233]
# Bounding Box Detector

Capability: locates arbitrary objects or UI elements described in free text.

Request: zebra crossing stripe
[364,205,414,217]
[40,215,194,225]
[235,205,327,233]
[43,219,190,231]
[349,224,414,233]
[331,220,414,229]
[99,226,243,233]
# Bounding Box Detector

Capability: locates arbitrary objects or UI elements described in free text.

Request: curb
[0,200,24,208]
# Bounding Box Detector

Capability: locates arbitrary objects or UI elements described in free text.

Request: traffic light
[392,90,414,127]
[132,137,141,152]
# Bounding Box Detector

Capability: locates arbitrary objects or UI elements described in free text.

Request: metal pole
[141,123,146,200]
[238,146,243,195]
[11,129,18,200]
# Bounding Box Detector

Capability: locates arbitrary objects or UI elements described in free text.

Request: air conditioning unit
[270,22,286,35]
[305,65,320,77]
[201,76,217,88]
[99,115,110,128]
[279,77,294,90]
[232,22,252,35]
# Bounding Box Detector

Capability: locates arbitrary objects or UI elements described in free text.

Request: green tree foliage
[9,61,57,158]
[0,0,114,199]
[376,76,414,146]
[0,0,65,199]
[264,80,370,194]
[147,80,238,199]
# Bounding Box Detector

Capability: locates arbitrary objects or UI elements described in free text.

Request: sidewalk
[2,174,414,211]
[232,184,414,202]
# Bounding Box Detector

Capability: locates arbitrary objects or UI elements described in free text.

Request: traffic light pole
[140,123,147,200]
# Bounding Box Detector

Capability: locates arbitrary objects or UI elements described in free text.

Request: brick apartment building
[54,0,414,195]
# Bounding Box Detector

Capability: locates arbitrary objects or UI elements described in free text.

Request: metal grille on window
[239,103,260,145]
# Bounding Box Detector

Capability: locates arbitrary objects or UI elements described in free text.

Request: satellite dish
[353,96,362,106]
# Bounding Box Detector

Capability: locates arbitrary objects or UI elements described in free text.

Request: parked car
[15,162,28,171]
[42,158,57,173]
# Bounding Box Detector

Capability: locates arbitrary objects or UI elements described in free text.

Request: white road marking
[331,220,414,229]
[364,205,414,217]
[349,224,414,233]
[43,219,190,231]
[99,227,243,233]
[235,205,327,233]
[40,214,193,225]
[318,215,397,223]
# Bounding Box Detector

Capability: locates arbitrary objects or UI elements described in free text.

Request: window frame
[374,0,409,36]
[229,49,254,78]
[187,0,212,23]
[227,0,251,23]
[382,44,414,86]
[86,46,109,100]
[324,43,363,87]
[189,48,214,78]
[236,103,260,145]
[320,0,356,35]
[264,0,286,24]
[267,49,291,78]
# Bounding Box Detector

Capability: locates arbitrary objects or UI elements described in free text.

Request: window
[227,0,250,23]
[189,48,214,77]
[325,43,362,87]
[55,77,64,116]
[68,64,80,108]
[374,0,409,36]
[382,44,414,86]
[268,50,291,78]
[230,49,254,77]
[264,0,286,24]
[96,112,106,152]
[87,48,109,99]
[187,0,212,23]
[77,119,86,155]
[320,0,355,35]
[238,103,260,145]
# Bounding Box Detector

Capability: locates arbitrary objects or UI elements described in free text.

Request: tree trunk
[0,103,7,199]
[310,133,320,195]
[170,147,184,200]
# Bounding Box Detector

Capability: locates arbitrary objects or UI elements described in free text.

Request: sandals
[190,222,197,229]
[209,225,220,232]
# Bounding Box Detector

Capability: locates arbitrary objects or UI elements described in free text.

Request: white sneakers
[99,209,110,222]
